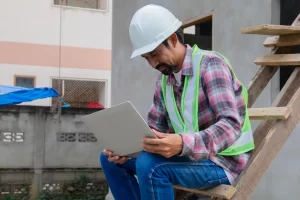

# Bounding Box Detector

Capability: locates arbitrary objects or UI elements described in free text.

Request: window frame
[14,75,36,88]
[52,0,109,12]
[51,77,108,108]
[181,12,214,50]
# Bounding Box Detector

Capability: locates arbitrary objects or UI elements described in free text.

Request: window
[52,78,106,108]
[54,0,108,11]
[14,76,36,88]
[182,13,213,50]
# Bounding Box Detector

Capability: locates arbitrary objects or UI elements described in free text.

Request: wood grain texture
[173,185,236,200]
[246,14,300,107]
[254,68,300,148]
[263,34,300,47]
[249,107,291,120]
[254,54,300,66]
[247,66,278,108]
[241,24,300,35]
[211,14,300,200]
[230,87,300,200]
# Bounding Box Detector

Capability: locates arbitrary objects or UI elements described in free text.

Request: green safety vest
[161,45,254,156]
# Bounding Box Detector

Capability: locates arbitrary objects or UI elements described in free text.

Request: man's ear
[169,33,178,47]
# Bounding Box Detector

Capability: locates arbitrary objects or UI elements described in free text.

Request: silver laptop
[82,101,156,157]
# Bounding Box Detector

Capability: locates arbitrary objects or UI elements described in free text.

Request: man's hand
[102,149,129,164]
[142,129,183,158]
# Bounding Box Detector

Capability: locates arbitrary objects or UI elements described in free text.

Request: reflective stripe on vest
[161,44,254,156]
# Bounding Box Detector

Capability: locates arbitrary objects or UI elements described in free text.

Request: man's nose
[151,60,159,69]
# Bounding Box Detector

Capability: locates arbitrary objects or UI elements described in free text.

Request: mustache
[155,64,176,71]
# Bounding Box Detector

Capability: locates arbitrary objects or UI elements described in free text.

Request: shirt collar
[167,44,193,85]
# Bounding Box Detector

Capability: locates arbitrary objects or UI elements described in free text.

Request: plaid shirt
[147,45,251,181]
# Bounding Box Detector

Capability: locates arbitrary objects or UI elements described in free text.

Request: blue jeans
[100,151,230,200]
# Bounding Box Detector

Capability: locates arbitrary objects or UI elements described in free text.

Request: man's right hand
[103,149,129,164]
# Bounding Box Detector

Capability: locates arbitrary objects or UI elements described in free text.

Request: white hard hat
[129,4,182,59]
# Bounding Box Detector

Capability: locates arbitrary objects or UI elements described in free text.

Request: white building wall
[0,0,112,107]
[0,0,112,49]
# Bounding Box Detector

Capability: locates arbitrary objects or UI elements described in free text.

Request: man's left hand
[142,129,183,158]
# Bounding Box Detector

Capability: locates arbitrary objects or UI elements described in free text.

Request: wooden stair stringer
[212,67,300,200]
[254,68,300,148]
[229,72,300,200]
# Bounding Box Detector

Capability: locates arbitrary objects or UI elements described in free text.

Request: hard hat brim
[130,20,182,59]
[130,40,162,59]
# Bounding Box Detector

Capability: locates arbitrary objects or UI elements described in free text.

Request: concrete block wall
[0,105,104,169]
[0,105,107,197]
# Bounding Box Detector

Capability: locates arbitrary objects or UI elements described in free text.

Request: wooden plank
[263,34,300,47]
[230,87,300,200]
[173,185,236,200]
[181,12,213,29]
[241,24,300,35]
[249,107,291,120]
[254,54,300,66]
[246,14,300,108]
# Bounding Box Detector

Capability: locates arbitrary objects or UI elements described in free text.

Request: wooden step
[249,107,291,120]
[173,185,236,200]
[254,54,300,66]
[263,34,300,47]
[241,24,300,35]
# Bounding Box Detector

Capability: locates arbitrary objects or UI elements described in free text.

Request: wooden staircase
[174,13,300,200]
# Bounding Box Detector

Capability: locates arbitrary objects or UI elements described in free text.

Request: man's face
[141,40,177,75]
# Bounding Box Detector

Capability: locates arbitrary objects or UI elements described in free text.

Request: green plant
[35,174,108,200]
[4,195,18,200]
[4,194,28,200]
[0,175,108,200]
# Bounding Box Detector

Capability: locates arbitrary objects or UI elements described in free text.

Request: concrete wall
[112,0,300,199]
[0,105,108,196]
[0,105,104,168]
[0,104,108,195]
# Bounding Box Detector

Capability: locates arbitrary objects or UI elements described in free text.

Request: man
[100,4,254,200]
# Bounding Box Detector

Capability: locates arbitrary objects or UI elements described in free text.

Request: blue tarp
[0,85,59,106]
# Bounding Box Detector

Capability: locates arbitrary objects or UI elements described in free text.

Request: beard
[155,63,177,76]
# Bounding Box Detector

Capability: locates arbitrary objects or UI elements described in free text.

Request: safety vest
[161,45,254,156]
